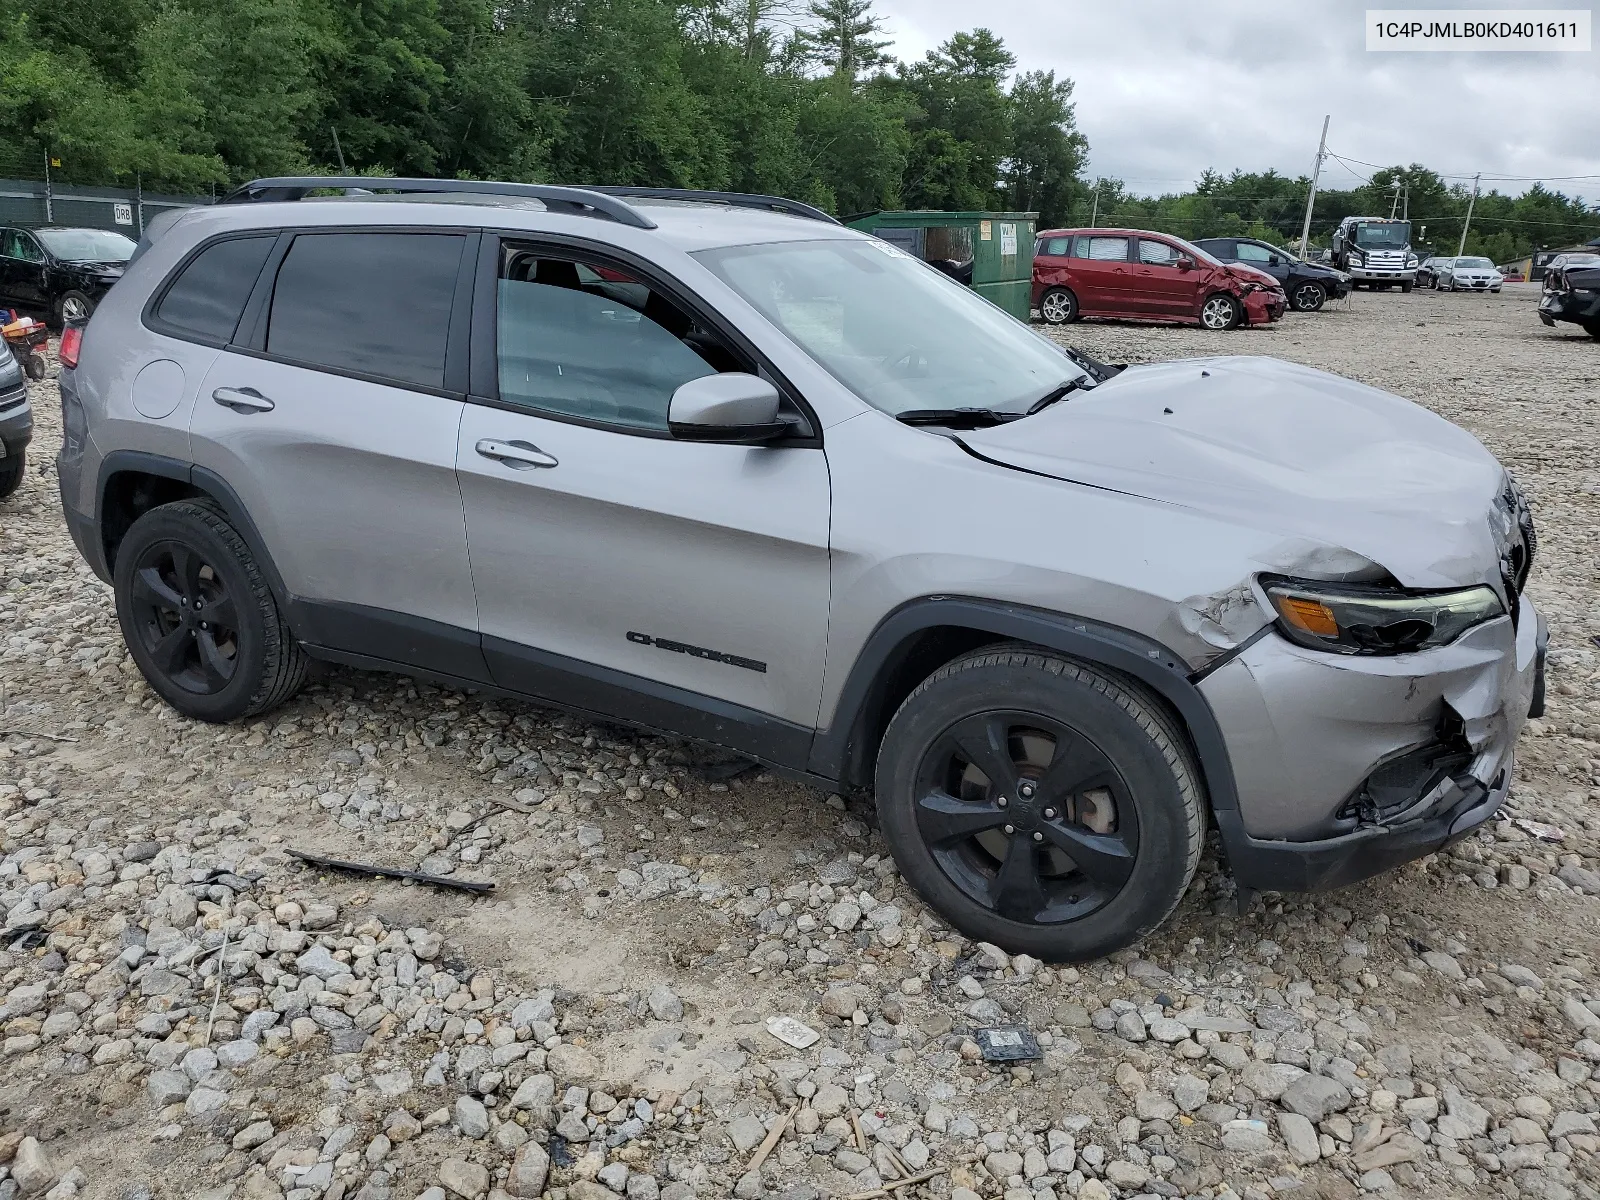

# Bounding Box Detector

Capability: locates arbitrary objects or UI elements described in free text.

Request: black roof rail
[587,187,840,225]
[218,177,658,230]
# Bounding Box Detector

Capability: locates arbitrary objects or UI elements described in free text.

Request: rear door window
[155,236,275,344]
[1084,236,1131,262]
[266,232,465,390]
[1234,242,1273,264]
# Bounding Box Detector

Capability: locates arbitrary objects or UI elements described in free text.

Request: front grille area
[0,384,25,412]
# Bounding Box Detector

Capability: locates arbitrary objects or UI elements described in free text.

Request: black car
[1538,253,1600,338]
[1192,237,1352,312]
[0,226,136,326]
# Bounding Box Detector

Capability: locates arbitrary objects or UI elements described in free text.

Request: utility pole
[1297,114,1329,259]
[1389,179,1401,219]
[44,150,53,223]
[331,126,348,173]
[1402,180,1409,221]
[1456,172,1481,256]
[1089,183,1099,229]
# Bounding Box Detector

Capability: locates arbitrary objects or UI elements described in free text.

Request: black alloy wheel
[912,710,1138,924]
[128,540,240,695]
[875,647,1204,961]
[113,500,307,721]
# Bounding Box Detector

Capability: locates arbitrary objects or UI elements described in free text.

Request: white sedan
[1436,256,1504,292]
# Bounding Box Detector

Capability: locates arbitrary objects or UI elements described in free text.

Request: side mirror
[1175,257,1194,272]
[668,373,788,444]
[1268,255,1282,266]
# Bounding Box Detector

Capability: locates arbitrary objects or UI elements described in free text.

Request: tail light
[59,323,83,370]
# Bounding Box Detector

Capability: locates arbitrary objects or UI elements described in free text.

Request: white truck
[1331,216,1418,291]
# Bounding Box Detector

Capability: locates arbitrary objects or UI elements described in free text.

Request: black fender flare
[806,597,1241,817]
[96,449,290,608]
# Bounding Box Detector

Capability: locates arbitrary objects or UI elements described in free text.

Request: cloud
[871,0,1600,199]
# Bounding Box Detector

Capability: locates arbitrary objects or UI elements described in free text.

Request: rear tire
[0,451,23,500]
[1584,319,1600,340]
[1199,293,1242,330]
[873,647,1205,961]
[114,500,306,722]
[1039,287,1078,325]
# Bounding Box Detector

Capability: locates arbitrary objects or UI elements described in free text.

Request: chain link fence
[0,176,213,235]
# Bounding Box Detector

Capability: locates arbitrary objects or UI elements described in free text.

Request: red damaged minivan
[1033,228,1286,330]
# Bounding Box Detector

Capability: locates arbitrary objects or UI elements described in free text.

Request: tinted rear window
[266,233,464,390]
[155,237,275,344]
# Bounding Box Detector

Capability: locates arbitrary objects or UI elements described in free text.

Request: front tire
[1400,280,1413,293]
[1290,281,1325,312]
[0,451,23,500]
[113,500,306,722]
[874,647,1205,961]
[1039,287,1078,325]
[56,290,95,327]
[1199,293,1242,330]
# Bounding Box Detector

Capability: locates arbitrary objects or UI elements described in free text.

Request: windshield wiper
[1024,376,1091,415]
[894,407,1025,428]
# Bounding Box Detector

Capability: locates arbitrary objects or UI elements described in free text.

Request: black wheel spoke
[946,713,1020,797]
[201,595,237,632]
[132,566,183,612]
[991,835,1048,922]
[171,545,204,601]
[195,630,233,690]
[1034,734,1118,807]
[916,790,1010,846]
[1040,818,1136,889]
[150,625,192,675]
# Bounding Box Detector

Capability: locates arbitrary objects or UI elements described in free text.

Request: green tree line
[0,0,1087,220]
[2,0,1591,258]
[1077,165,1599,263]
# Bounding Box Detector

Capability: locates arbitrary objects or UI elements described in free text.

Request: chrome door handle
[212,387,275,413]
[475,438,558,469]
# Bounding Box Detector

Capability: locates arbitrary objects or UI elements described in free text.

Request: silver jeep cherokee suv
[56,178,1547,961]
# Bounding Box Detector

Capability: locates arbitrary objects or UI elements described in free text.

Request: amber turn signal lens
[1278,596,1339,637]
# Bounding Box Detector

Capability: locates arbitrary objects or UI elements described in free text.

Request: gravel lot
[2,283,1599,1200]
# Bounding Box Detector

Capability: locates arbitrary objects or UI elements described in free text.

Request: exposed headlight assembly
[1262,576,1504,655]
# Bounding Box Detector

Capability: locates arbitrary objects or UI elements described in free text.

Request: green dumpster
[845,210,1038,320]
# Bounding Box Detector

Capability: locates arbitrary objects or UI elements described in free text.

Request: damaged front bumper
[1200,593,1545,893]
[1538,288,1600,327]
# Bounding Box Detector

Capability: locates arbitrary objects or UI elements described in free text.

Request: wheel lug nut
[1032,831,1044,842]
[1003,824,1015,835]
[1020,783,1034,797]
[1043,808,1057,819]
[996,797,1008,808]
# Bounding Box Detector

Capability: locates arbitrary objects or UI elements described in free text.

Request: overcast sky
[872,0,1600,200]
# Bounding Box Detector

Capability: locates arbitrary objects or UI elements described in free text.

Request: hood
[960,356,1507,590]
[61,260,126,275]
[1226,264,1279,288]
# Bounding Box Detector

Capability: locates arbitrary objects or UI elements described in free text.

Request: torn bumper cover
[1200,592,1545,893]
[1538,277,1600,327]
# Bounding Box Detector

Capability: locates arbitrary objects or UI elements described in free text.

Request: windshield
[1456,257,1494,269]
[1353,221,1410,250]
[35,229,136,262]
[695,237,1091,416]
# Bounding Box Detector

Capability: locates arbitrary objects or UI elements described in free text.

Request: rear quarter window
[153,236,276,344]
